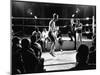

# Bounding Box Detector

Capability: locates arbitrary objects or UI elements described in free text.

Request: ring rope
[12,17,93,20]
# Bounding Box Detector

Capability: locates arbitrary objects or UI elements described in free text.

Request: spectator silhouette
[30,35,45,72]
[12,37,21,54]
[30,35,42,58]
[12,37,25,74]
[32,27,41,42]
[88,50,96,65]
[70,44,95,70]
[88,35,96,65]
[76,44,89,69]
[21,38,44,73]
[88,44,96,65]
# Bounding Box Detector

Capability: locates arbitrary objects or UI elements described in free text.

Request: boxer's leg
[50,42,55,57]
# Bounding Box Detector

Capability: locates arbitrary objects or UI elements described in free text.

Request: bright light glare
[72,14,75,17]
[86,17,89,20]
[86,24,89,26]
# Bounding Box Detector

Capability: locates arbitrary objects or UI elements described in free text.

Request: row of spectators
[12,34,45,74]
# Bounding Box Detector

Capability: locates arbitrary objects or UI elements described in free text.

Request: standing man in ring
[48,13,59,57]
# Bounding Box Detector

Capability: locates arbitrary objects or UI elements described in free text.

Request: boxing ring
[41,37,93,71]
[12,16,95,71]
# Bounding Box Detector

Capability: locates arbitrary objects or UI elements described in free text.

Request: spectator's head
[12,37,20,45]
[21,38,30,50]
[35,27,39,32]
[43,28,47,32]
[12,37,21,53]
[76,44,89,64]
[53,13,59,21]
[90,46,95,52]
[30,35,36,44]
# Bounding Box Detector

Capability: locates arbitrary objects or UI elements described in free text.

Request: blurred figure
[30,35,42,58]
[70,44,95,70]
[88,35,96,64]
[32,27,43,48]
[88,50,96,65]
[32,27,41,42]
[41,28,48,41]
[75,19,83,43]
[63,24,74,41]
[58,36,63,52]
[71,8,80,42]
[21,38,44,73]
[30,35,45,72]
[48,13,59,56]
[76,44,89,68]
[12,37,21,54]
[70,18,76,41]
[92,34,96,50]
[41,28,49,51]
[12,37,25,74]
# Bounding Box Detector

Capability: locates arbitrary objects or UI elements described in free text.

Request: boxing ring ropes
[12,16,96,49]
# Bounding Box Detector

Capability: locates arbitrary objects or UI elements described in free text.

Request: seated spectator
[12,37,25,74]
[30,35,45,72]
[12,37,21,54]
[90,35,96,52]
[88,34,96,65]
[70,44,96,70]
[32,27,41,42]
[30,35,42,58]
[88,48,96,65]
[31,27,44,51]
[21,38,44,73]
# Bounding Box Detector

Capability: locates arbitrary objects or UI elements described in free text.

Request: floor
[41,50,77,71]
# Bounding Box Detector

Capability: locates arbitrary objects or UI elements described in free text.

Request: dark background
[12,1,96,37]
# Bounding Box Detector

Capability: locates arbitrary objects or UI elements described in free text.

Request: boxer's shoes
[50,52,55,57]
[60,49,63,52]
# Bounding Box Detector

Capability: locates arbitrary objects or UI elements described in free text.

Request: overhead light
[86,17,89,20]
[76,10,78,13]
[76,8,80,13]
[34,16,37,19]
[85,31,90,34]
[86,24,89,26]
[27,9,33,15]
[72,14,75,17]
[30,12,32,15]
